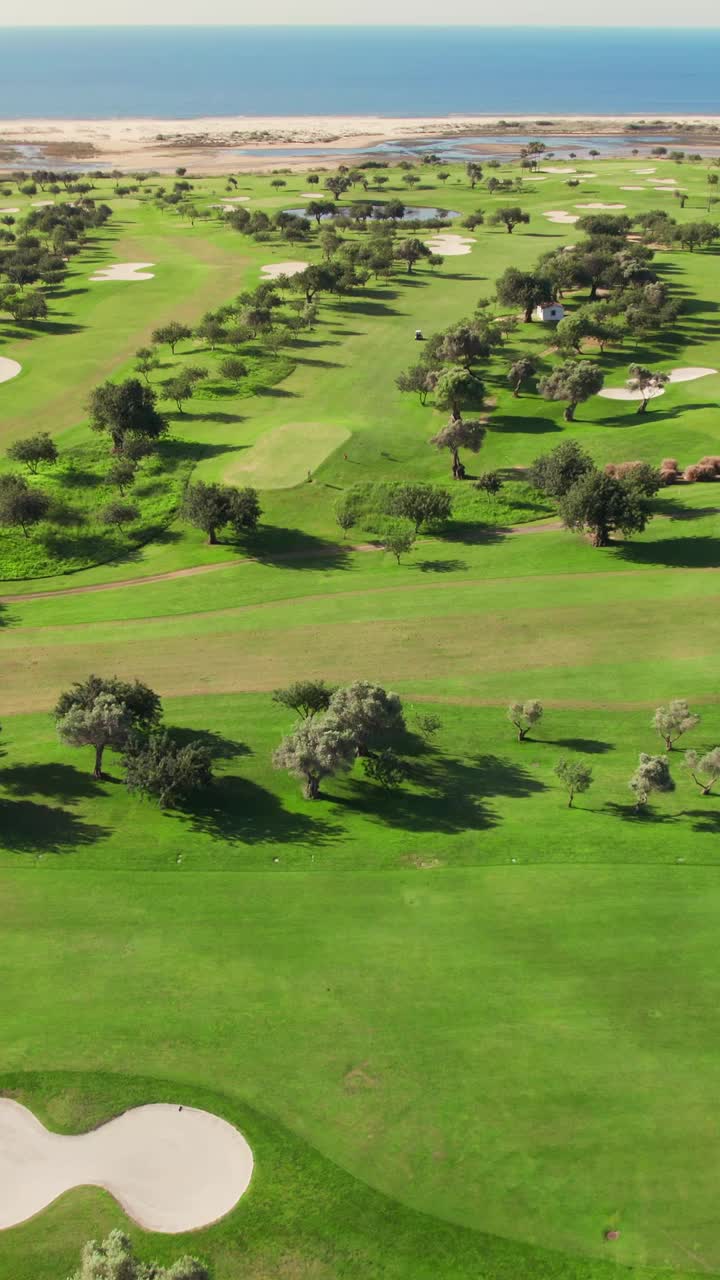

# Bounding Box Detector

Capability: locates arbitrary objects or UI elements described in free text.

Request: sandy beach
[3,113,720,174]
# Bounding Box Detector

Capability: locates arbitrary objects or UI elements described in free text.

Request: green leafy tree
[334,494,358,538]
[396,362,437,405]
[474,470,502,494]
[182,481,259,544]
[538,359,605,421]
[382,519,416,564]
[529,440,594,497]
[106,457,137,495]
[652,700,700,751]
[363,747,408,789]
[69,1229,209,1280]
[385,483,452,533]
[151,321,192,353]
[495,267,554,323]
[272,680,335,719]
[507,699,543,742]
[101,500,139,529]
[226,486,261,535]
[219,356,248,386]
[88,378,167,452]
[684,747,720,795]
[0,473,51,537]
[466,162,483,188]
[489,206,530,234]
[554,758,593,807]
[194,316,227,349]
[135,345,160,383]
[430,415,486,479]
[6,432,58,474]
[558,469,650,547]
[433,367,484,420]
[629,753,674,811]
[272,713,355,799]
[123,730,213,809]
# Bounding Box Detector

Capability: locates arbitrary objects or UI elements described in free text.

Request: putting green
[225,421,351,488]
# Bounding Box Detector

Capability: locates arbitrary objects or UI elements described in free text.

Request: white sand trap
[31,200,55,207]
[222,195,250,203]
[0,207,20,214]
[543,210,580,224]
[539,166,577,174]
[621,186,645,191]
[90,262,155,282]
[524,175,548,181]
[575,202,626,210]
[668,366,717,382]
[0,358,21,385]
[635,168,656,174]
[424,232,475,255]
[260,260,308,279]
[0,1099,253,1233]
[576,172,598,178]
[654,178,678,185]
[598,367,717,401]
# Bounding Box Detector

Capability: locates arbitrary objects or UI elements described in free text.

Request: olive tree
[684,747,720,795]
[54,675,161,778]
[489,206,530,234]
[382,520,416,564]
[328,680,405,756]
[69,1230,208,1280]
[652,699,699,751]
[385,483,452,532]
[0,474,51,537]
[538,360,605,421]
[507,355,538,397]
[626,364,670,413]
[151,320,192,353]
[629,753,674,811]
[182,481,260,544]
[507,699,543,742]
[88,378,167,453]
[272,713,355,799]
[554,758,593,807]
[495,267,553,323]
[430,416,486,480]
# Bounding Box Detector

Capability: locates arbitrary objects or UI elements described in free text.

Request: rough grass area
[0,440,191,579]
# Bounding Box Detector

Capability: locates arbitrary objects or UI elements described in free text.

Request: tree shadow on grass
[247,526,351,570]
[545,738,615,755]
[440,521,507,546]
[333,751,544,835]
[0,762,105,802]
[414,558,469,573]
[685,807,720,834]
[178,775,344,846]
[166,727,251,762]
[604,801,678,824]
[615,536,720,569]
[0,799,110,855]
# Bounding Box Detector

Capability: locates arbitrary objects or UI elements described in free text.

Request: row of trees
[0,198,112,326]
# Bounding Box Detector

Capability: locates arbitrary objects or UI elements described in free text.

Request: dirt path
[0,526,563,605]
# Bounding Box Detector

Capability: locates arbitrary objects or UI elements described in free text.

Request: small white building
[533,302,565,323]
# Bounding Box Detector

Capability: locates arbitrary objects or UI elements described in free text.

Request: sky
[5,2,720,24]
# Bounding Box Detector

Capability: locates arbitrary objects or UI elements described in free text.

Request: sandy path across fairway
[0,1099,253,1233]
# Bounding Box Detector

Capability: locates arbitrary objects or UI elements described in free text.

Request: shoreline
[3,112,720,174]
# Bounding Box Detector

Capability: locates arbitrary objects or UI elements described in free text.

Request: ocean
[0,26,719,120]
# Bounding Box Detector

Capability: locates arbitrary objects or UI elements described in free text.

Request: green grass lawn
[2,154,720,1280]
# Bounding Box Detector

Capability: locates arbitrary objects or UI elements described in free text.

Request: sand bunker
[635,168,656,174]
[31,200,55,207]
[425,233,475,256]
[576,172,598,178]
[0,1099,253,1233]
[654,178,678,185]
[0,207,20,214]
[621,186,645,191]
[668,366,717,382]
[260,261,308,279]
[543,210,580,224]
[90,262,155,282]
[539,166,576,174]
[524,175,548,181]
[598,366,717,401]
[0,358,21,385]
[222,195,250,203]
[575,202,626,210]
[228,420,351,489]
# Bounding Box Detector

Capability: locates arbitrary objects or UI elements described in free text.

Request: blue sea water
[0,26,719,119]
